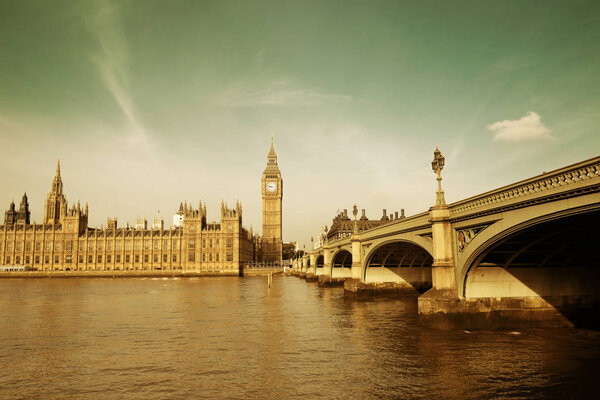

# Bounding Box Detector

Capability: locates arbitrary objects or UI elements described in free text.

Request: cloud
[216,78,353,107]
[488,112,554,143]
[86,1,150,146]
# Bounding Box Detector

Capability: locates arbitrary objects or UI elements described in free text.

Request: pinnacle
[268,136,277,158]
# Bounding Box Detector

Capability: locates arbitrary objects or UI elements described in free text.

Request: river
[1,276,599,399]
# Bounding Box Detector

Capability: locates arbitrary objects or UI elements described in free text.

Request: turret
[4,200,17,225]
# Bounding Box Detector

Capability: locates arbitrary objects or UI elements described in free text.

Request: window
[79,242,84,251]
[215,240,219,249]
[66,255,72,263]
[209,253,213,262]
[6,256,11,264]
[15,256,21,264]
[54,255,60,263]
[203,253,206,262]
[26,242,31,251]
[46,242,51,251]
[144,255,149,263]
[125,255,130,263]
[172,254,177,262]
[17,243,22,251]
[66,241,72,251]
[88,255,93,263]
[116,255,121,263]
[135,255,140,263]
[163,254,167,262]
[153,241,159,250]
[55,242,60,251]
[144,240,149,250]
[189,239,195,250]
[107,241,112,251]
[203,240,206,248]
[116,241,122,250]
[36,242,41,251]
[210,239,213,248]
[163,240,169,249]
[98,241,103,250]
[35,256,40,264]
[226,252,233,261]
[153,254,158,262]
[88,242,94,251]
[173,241,178,250]
[226,238,233,248]
[126,241,132,250]
[188,253,195,262]
[7,243,13,251]
[79,255,84,263]
[97,255,102,263]
[107,255,112,263]
[216,254,219,262]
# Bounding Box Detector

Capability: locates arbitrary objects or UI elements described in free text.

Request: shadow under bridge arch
[331,249,352,279]
[462,209,600,328]
[315,255,324,269]
[364,241,433,292]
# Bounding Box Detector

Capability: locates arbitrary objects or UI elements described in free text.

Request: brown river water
[1,276,599,399]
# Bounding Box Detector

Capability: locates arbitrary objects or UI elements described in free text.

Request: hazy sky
[1,0,599,249]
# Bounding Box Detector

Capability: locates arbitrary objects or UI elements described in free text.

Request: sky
[0,0,599,249]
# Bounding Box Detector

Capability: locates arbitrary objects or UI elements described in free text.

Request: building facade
[0,161,256,273]
[260,138,283,262]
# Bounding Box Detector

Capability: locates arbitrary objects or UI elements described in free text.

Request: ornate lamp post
[352,204,359,235]
[432,147,446,205]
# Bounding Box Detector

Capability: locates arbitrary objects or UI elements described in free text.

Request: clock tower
[261,138,283,262]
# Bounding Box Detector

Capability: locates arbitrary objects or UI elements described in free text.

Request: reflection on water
[1,276,599,399]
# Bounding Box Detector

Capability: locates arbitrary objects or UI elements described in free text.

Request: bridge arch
[459,207,600,300]
[315,254,324,269]
[362,239,433,290]
[331,249,352,268]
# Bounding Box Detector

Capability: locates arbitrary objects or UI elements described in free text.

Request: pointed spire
[50,159,63,195]
[268,136,277,157]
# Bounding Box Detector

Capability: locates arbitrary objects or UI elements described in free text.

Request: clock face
[266,181,277,192]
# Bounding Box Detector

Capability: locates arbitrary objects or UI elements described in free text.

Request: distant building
[152,213,164,230]
[0,141,285,271]
[173,204,184,228]
[0,161,255,272]
[135,217,148,230]
[325,208,405,242]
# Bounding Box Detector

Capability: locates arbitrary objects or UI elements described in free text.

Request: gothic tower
[44,160,67,225]
[16,192,30,224]
[261,138,283,262]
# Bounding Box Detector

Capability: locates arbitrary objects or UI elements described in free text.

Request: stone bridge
[291,155,600,329]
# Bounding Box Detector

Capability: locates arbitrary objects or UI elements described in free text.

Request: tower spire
[268,136,277,157]
[51,159,63,195]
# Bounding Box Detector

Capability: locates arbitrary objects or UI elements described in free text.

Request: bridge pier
[305,252,318,282]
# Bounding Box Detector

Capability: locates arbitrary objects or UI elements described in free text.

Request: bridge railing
[243,261,290,269]
[450,156,600,216]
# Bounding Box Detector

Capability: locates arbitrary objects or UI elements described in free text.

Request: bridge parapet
[449,156,600,220]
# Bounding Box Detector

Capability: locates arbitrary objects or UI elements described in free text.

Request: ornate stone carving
[456,225,489,251]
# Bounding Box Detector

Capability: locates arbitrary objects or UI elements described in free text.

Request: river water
[1,276,599,399]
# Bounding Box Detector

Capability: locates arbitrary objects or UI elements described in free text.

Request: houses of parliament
[0,141,284,273]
